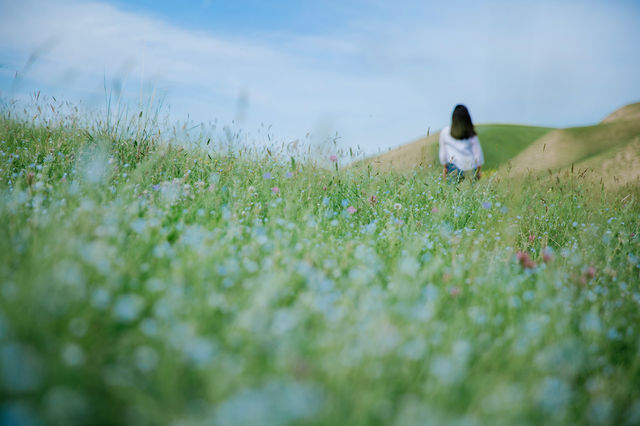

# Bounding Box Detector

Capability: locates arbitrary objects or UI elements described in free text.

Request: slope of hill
[577,135,640,188]
[476,125,554,169]
[361,124,552,172]
[505,103,640,187]
[362,102,640,188]
[361,133,439,171]
[601,102,640,123]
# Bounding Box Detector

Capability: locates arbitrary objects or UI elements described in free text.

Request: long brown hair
[450,104,476,140]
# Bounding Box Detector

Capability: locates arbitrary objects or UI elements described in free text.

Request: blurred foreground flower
[346,206,357,215]
[329,155,338,162]
[272,186,280,194]
[542,246,553,263]
[579,266,597,285]
[516,251,537,269]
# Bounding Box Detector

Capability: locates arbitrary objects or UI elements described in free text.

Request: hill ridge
[362,102,640,187]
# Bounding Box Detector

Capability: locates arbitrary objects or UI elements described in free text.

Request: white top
[438,125,484,171]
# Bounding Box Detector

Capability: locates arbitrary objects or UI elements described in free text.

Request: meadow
[1,101,639,425]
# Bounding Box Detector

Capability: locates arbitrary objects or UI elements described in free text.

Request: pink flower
[369,195,377,205]
[542,247,553,263]
[347,206,357,214]
[271,186,280,194]
[329,155,338,162]
[529,234,535,243]
[431,207,439,214]
[449,286,461,297]
[516,251,536,269]
[322,185,327,191]
[586,266,596,278]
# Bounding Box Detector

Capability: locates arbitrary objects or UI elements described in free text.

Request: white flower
[134,346,159,372]
[113,294,144,323]
[62,343,85,367]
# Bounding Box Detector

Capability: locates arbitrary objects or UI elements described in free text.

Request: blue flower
[341,199,350,207]
[263,172,272,180]
[285,171,293,178]
[481,201,492,209]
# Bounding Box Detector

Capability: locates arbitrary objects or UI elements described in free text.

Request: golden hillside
[506,102,640,187]
[361,133,440,172]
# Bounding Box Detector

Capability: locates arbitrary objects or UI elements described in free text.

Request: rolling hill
[506,102,640,187]
[361,102,640,187]
[361,124,553,172]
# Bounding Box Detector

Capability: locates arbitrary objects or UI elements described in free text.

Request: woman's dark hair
[450,104,476,140]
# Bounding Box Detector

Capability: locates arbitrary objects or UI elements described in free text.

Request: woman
[439,104,484,181]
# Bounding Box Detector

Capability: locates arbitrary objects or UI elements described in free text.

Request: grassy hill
[361,124,553,172]
[363,102,640,188]
[476,124,554,169]
[601,101,640,123]
[506,102,640,187]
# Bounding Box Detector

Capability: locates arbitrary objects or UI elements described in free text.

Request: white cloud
[0,0,638,154]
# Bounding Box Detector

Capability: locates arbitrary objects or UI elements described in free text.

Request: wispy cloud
[1,0,638,153]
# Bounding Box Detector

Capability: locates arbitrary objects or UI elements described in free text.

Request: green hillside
[507,109,640,186]
[562,120,640,165]
[475,124,554,169]
[365,124,553,172]
[366,102,640,188]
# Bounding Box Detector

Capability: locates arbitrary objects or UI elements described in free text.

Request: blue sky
[1,0,639,153]
[107,0,368,35]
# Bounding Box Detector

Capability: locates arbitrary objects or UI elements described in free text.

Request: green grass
[475,124,554,170]
[390,124,553,172]
[1,106,640,425]
[502,118,640,176]
[560,120,640,166]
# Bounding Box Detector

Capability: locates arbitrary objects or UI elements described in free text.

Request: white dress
[438,126,484,171]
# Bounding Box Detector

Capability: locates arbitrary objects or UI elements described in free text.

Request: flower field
[1,109,639,425]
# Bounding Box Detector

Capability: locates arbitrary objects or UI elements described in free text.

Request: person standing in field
[439,104,484,182]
